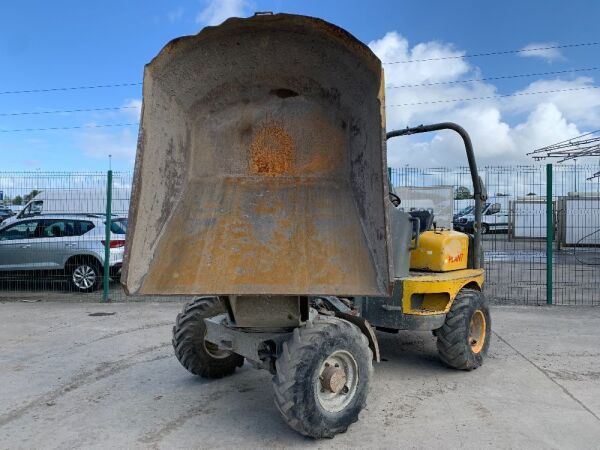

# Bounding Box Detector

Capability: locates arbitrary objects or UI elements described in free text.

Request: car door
[36,219,79,270]
[0,220,42,270]
[76,219,98,256]
[495,208,509,232]
[484,203,501,230]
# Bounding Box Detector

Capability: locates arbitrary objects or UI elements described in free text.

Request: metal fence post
[546,163,553,305]
[103,170,113,302]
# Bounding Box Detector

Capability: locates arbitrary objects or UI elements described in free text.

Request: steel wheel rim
[316,350,359,413]
[469,310,486,354]
[202,331,232,359]
[73,265,96,289]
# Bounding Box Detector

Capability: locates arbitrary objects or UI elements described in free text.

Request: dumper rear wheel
[172,297,244,378]
[272,315,373,438]
[436,289,490,370]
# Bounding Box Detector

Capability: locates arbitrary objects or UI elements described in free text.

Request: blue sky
[1,0,600,171]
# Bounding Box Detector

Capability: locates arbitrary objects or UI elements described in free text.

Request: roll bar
[386,122,485,269]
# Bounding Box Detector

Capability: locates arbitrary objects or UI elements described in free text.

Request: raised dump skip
[122,13,392,296]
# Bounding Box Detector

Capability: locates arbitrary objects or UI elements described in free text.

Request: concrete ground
[1,302,599,449]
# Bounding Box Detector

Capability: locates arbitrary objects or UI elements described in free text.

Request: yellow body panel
[410,230,469,272]
[401,269,484,315]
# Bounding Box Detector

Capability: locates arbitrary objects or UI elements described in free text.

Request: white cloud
[372,32,497,130]
[122,98,142,121]
[368,32,599,168]
[71,98,140,165]
[80,127,137,163]
[503,77,600,127]
[513,103,580,152]
[167,7,185,23]
[195,0,250,26]
[519,42,564,62]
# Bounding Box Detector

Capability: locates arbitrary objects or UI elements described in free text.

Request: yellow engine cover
[410,230,469,272]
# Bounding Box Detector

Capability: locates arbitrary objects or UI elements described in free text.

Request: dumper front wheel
[172,297,244,378]
[273,316,373,438]
[436,289,491,370]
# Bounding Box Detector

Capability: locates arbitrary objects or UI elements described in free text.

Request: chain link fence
[0,167,598,305]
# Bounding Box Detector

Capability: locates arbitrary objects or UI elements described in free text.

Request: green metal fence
[0,167,598,304]
[0,171,132,301]
[390,164,600,306]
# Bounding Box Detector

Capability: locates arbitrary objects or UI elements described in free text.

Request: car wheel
[69,260,101,293]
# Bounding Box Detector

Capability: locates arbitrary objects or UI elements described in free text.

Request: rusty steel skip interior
[122,14,393,296]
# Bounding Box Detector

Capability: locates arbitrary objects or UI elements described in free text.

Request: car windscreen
[19,200,43,217]
[482,202,495,212]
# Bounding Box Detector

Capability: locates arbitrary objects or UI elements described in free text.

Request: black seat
[51,225,62,237]
[409,210,434,233]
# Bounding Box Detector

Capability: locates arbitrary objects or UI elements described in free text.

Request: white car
[0,214,127,292]
[454,201,509,234]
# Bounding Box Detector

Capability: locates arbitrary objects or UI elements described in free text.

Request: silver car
[0,214,126,292]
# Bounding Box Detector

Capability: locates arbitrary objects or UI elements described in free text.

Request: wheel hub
[73,265,96,289]
[320,364,347,394]
[315,350,358,413]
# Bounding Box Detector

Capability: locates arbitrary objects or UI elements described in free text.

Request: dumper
[123,13,490,438]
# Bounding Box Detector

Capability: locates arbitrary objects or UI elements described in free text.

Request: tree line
[1,189,41,206]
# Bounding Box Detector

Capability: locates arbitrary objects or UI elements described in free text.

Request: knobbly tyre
[122,13,491,439]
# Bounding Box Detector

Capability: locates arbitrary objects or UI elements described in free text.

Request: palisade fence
[0,166,599,305]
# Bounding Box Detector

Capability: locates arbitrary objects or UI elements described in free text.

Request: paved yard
[0,301,599,449]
